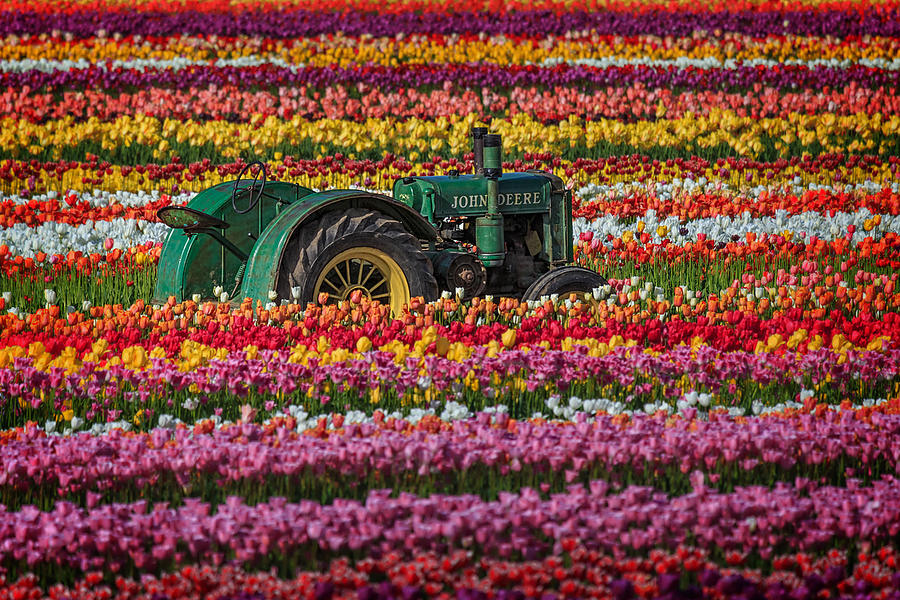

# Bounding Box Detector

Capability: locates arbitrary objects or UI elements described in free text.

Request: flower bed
[1,0,900,596]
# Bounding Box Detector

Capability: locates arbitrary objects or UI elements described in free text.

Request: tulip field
[3,0,900,597]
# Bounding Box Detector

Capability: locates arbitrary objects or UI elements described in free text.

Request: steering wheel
[231,161,268,214]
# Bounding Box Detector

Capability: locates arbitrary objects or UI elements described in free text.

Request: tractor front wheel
[522,266,608,302]
[278,209,438,315]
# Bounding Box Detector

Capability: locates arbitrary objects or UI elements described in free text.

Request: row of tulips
[0,153,894,198]
[2,226,900,321]
[4,475,900,583]
[3,112,898,164]
[3,196,898,263]
[15,0,900,13]
[3,408,900,512]
[4,8,900,38]
[11,51,900,75]
[2,184,897,235]
[3,547,900,600]
[2,330,898,429]
[6,33,900,65]
[1,184,899,231]
[7,63,900,99]
[7,83,900,125]
[573,186,900,220]
[4,260,900,351]
[4,548,900,600]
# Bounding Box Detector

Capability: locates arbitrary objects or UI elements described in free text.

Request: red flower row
[2,546,897,600]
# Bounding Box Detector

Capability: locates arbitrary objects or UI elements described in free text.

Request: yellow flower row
[3,34,898,66]
[5,111,900,160]
[0,329,884,384]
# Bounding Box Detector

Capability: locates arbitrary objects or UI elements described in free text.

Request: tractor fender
[240,189,439,303]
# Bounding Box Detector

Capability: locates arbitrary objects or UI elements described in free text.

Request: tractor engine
[392,129,573,298]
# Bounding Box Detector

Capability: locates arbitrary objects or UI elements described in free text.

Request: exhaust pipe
[471,127,488,175]
[475,133,505,267]
[483,133,502,215]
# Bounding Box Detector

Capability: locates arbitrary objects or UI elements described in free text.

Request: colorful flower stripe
[4,9,900,39]
[2,154,897,199]
[7,63,900,94]
[574,186,900,220]
[5,202,898,260]
[574,209,899,248]
[4,477,900,580]
[4,278,900,355]
[3,112,899,165]
[3,549,898,600]
[2,317,899,429]
[2,186,897,236]
[5,34,900,67]
[6,84,900,125]
[15,0,900,12]
[3,410,900,511]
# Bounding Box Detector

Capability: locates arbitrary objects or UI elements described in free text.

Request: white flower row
[5,55,900,73]
[0,205,892,261]
[573,207,898,247]
[574,179,899,203]
[540,56,900,70]
[0,175,895,259]
[39,393,891,437]
[0,217,168,258]
[0,56,308,73]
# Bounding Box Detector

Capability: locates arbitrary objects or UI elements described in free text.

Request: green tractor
[153,128,607,312]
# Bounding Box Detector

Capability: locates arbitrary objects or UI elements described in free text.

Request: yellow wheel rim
[313,247,410,316]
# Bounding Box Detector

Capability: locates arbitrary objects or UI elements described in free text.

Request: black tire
[522,266,608,301]
[277,209,438,313]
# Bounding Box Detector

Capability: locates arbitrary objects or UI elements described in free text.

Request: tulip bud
[1,292,10,303]
[192,294,201,303]
[441,290,452,300]
[291,286,302,300]
[219,291,230,303]
[267,289,278,301]
[82,300,92,311]
[265,301,276,310]
[213,285,224,297]
[455,286,465,300]
[44,420,57,434]
[550,293,559,303]
[44,288,57,305]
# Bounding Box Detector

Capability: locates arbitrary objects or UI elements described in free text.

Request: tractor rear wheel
[522,266,608,302]
[278,209,438,315]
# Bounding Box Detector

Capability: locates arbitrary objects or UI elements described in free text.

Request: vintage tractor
[153,128,607,312]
